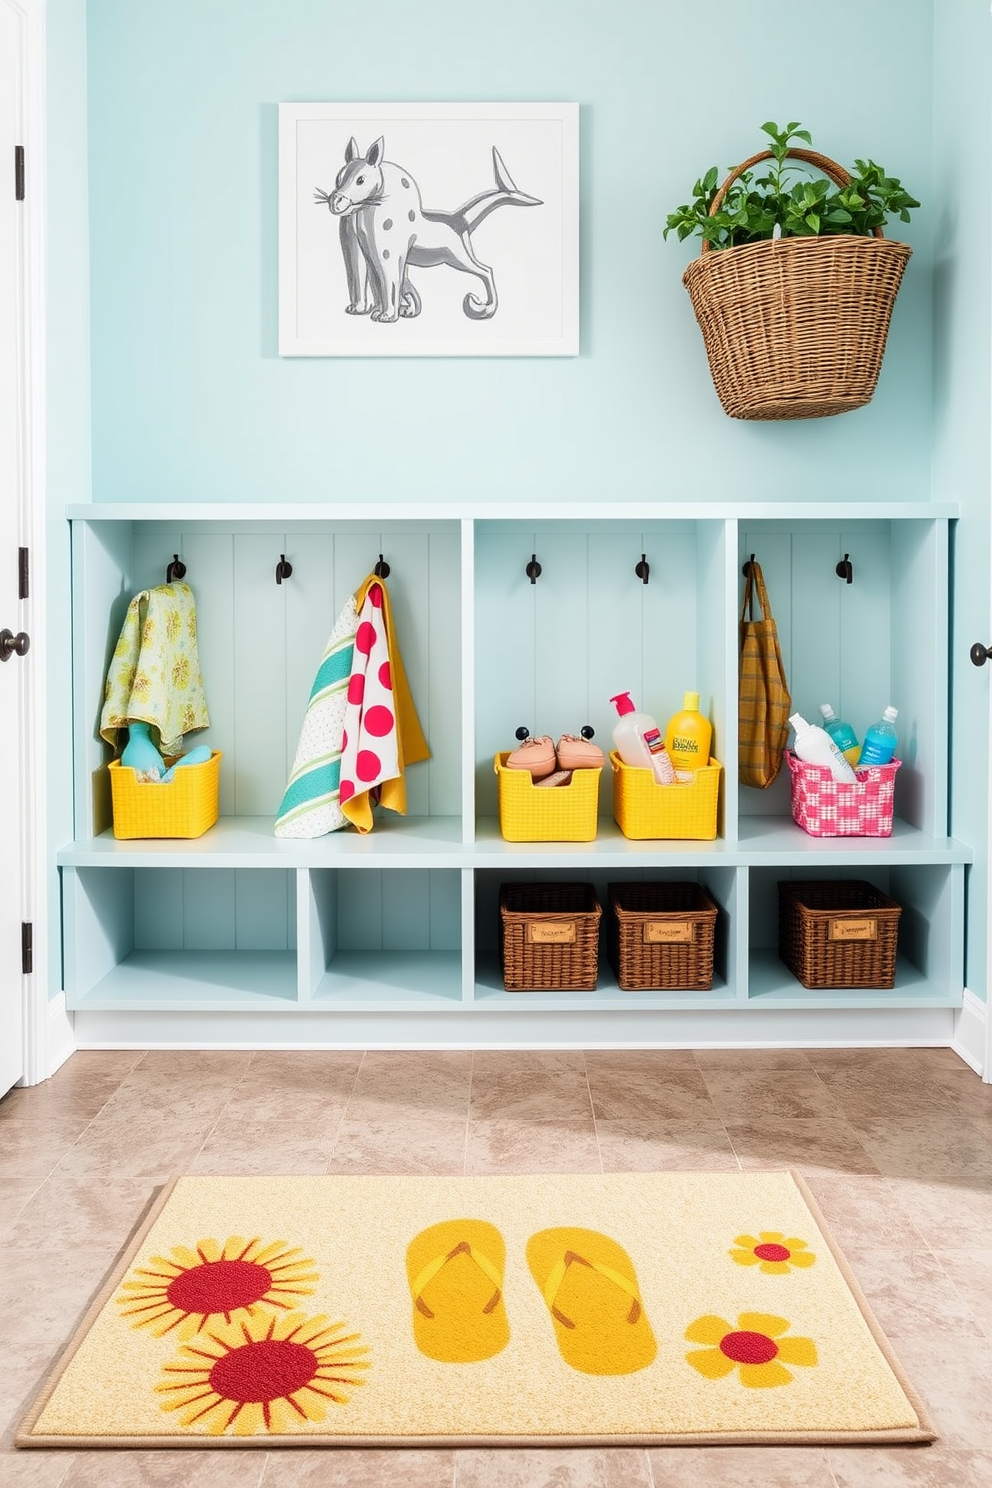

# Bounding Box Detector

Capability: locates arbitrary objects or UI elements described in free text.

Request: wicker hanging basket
[682,147,912,421]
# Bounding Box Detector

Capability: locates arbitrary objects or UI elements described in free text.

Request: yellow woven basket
[611,752,721,840]
[494,754,601,842]
[108,751,222,840]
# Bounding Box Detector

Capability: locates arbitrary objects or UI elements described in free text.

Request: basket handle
[700,147,883,254]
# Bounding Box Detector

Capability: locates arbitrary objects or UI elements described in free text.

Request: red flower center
[720,1329,779,1365]
[167,1259,273,1315]
[209,1338,318,1404]
[753,1243,792,1262]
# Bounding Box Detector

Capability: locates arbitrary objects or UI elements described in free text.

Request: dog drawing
[314,137,542,323]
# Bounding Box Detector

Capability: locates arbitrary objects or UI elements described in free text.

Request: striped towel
[273,595,358,838]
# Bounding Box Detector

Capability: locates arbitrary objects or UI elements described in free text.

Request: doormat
[17,1170,935,1449]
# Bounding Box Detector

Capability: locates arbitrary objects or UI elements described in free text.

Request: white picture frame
[278,102,579,357]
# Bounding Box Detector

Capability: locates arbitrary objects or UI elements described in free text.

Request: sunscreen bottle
[818,704,861,767]
[609,693,677,784]
[789,712,858,783]
[664,691,712,774]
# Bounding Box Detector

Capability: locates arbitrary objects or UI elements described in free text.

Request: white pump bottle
[609,693,677,785]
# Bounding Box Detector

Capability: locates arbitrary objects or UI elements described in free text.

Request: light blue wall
[933,1,992,1002]
[48,1,990,1005]
[83,0,935,505]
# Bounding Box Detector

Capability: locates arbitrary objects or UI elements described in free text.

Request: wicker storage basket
[494,754,600,842]
[682,148,912,421]
[608,881,719,991]
[499,882,602,991]
[778,879,902,989]
[611,753,721,840]
[787,752,901,837]
[108,751,222,840]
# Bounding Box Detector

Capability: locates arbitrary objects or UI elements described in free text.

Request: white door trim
[9,0,50,1085]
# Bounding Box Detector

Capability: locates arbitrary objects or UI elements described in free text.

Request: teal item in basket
[120,721,165,778]
[160,745,213,782]
[857,706,899,768]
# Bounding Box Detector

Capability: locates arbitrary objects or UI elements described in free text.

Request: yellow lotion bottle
[665,691,712,773]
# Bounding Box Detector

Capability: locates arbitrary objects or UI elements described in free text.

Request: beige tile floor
[2,1045,992,1486]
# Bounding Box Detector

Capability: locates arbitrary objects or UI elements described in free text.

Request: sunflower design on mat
[116,1236,319,1339]
[729,1231,816,1274]
[685,1312,817,1388]
[156,1310,369,1435]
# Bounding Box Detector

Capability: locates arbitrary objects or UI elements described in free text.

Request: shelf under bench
[57,814,973,868]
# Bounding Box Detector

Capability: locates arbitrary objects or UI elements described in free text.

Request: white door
[0,0,30,1097]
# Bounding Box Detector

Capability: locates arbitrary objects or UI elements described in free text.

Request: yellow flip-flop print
[526,1226,657,1376]
[406,1219,510,1364]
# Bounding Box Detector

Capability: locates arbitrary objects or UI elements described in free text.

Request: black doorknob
[0,628,29,662]
[971,642,992,667]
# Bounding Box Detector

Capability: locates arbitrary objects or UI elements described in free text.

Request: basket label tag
[528,921,576,945]
[644,920,694,944]
[829,917,877,941]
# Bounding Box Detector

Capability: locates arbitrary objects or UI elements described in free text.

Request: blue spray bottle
[857,706,899,768]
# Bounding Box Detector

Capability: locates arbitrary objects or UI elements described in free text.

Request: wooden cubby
[59,502,971,1048]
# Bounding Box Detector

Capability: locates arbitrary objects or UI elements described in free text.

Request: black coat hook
[275,554,293,585]
[836,553,853,584]
[165,554,186,583]
[634,554,650,584]
[514,726,531,741]
[373,553,390,578]
[742,553,756,578]
[526,554,542,584]
[580,725,595,739]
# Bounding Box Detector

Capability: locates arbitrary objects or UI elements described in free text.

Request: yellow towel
[339,573,430,833]
[100,582,209,757]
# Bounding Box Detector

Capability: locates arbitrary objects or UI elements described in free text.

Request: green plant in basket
[664,121,920,250]
[665,122,921,422]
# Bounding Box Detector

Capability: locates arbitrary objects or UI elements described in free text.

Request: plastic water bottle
[818,704,860,767]
[857,706,899,768]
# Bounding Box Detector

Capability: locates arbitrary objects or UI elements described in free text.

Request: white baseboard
[952,989,986,1077]
[51,997,988,1077]
[46,994,75,1079]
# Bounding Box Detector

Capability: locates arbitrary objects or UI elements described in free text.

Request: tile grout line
[691,1050,744,1171]
[181,1053,257,1171]
[582,1049,606,1174]
[323,1049,367,1174]
[462,1049,475,1175]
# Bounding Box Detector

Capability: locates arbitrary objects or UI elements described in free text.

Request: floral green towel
[100,582,209,756]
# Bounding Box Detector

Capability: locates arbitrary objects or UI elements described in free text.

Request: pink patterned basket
[786,753,901,838]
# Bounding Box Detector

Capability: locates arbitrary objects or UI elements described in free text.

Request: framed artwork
[278,102,579,357]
